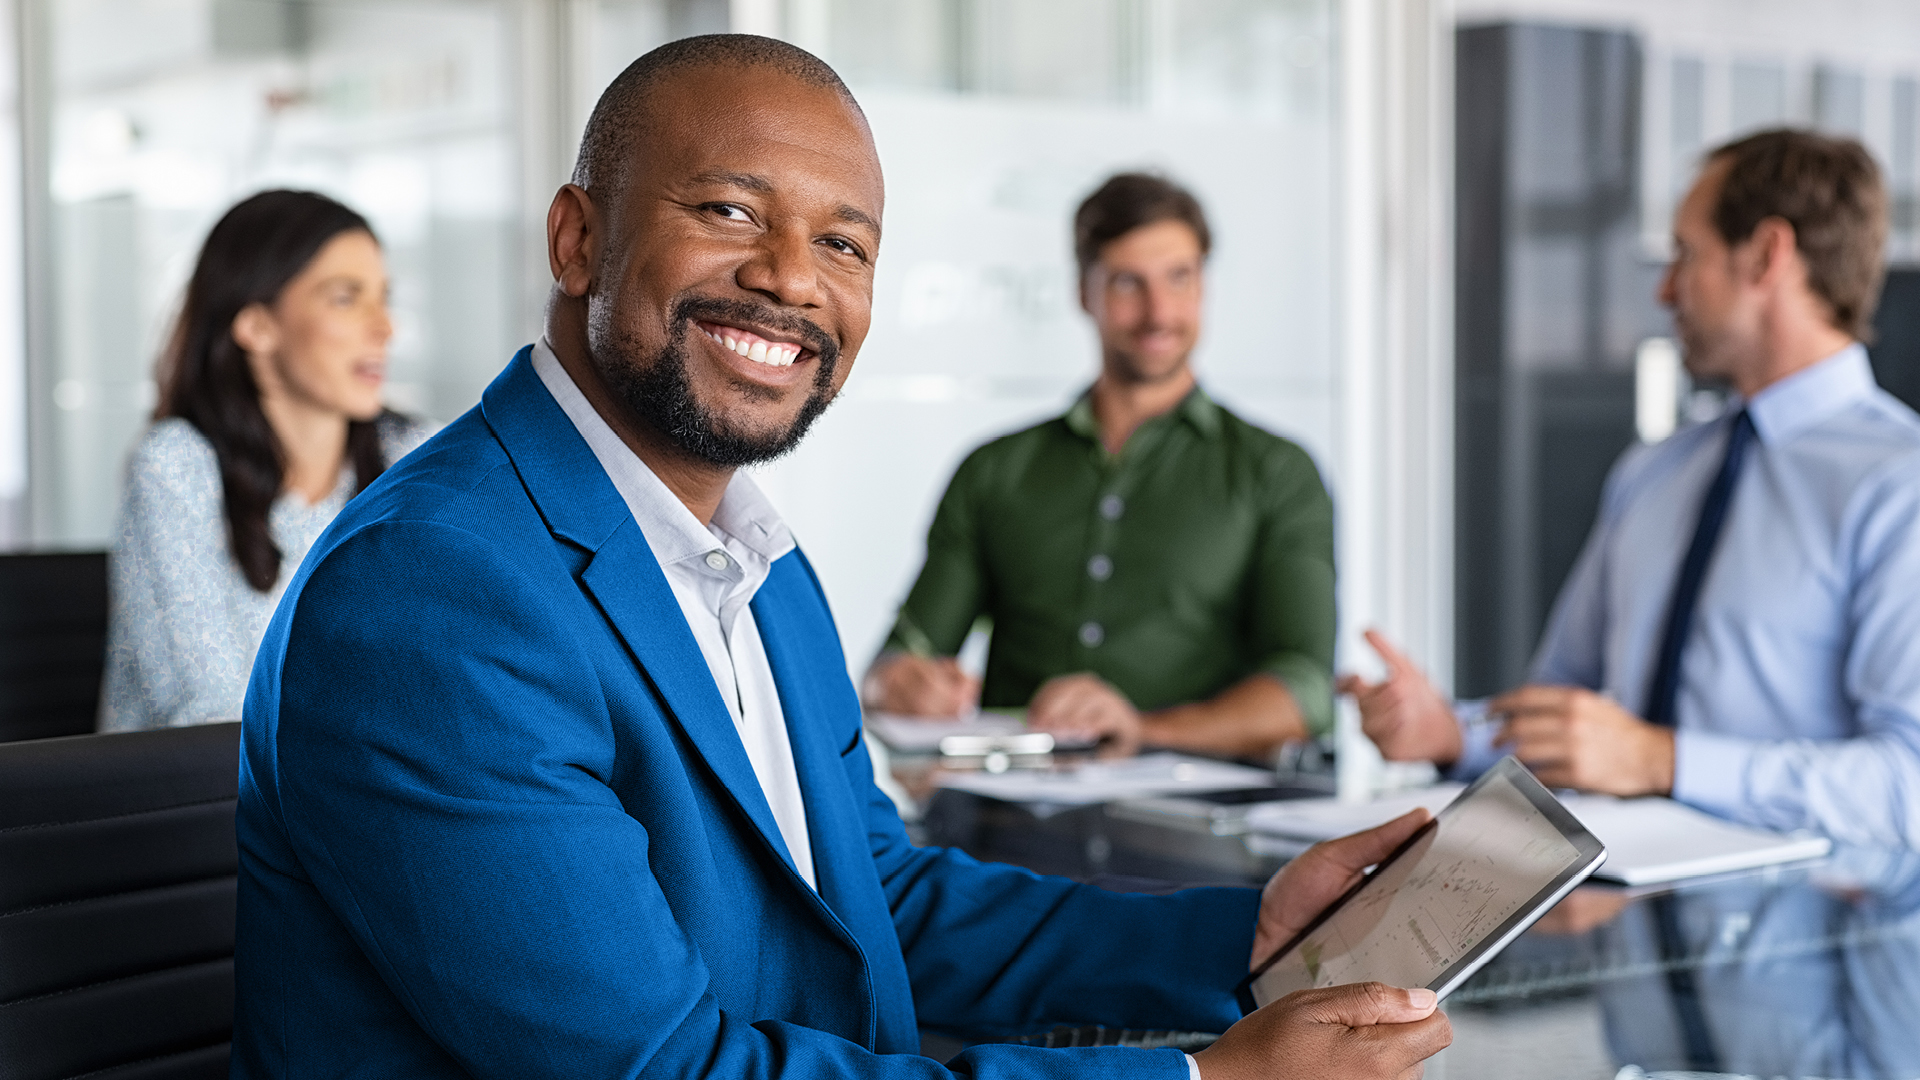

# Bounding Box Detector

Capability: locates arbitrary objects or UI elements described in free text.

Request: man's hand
[1341,630,1461,766]
[1252,809,1433,965]
[863,654,979,718]
[1488,685,1675,796]
[1194,983,1451,1080]
[1026,673,1142,756]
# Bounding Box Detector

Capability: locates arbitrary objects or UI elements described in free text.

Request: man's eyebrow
[834,204,880,232]
[687,170,775,193]
[686,170,878,233]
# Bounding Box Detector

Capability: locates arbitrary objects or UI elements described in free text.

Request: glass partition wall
[21,0,528,546]
[14,0,1344,676]
[714,0,1342,666]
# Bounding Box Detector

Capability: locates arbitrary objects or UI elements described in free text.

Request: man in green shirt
[864,173,1336,760]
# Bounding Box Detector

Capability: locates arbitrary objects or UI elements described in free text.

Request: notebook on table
[1245,781,1831,886]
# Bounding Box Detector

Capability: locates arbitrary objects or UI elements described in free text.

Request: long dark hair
[156,189,389,593]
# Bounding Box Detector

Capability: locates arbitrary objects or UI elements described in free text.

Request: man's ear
[548,184,599,298]
[230,302,279,358]
[1744,215,1801,290]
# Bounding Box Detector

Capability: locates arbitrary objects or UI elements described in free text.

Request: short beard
[589,295,841,468]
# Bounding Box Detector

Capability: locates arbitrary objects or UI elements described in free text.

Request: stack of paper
[934,752,1277,806]
[1245,784,1831,886]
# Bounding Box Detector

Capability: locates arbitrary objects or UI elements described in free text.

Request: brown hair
[158,190,391,593]
[1073,172,1212,278]
[1707,129,1888,340]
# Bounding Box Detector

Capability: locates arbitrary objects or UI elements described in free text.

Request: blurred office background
[0,0,1916,780]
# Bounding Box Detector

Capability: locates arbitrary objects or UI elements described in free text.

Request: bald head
[542,36,882,485]
[573,34,864,200]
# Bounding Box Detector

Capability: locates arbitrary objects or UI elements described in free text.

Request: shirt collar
[1063,382,1222,444]
[528,339,795,572]
[1744,342,1876,445]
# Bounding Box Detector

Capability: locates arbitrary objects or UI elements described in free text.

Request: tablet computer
[1238,756,1606,1011]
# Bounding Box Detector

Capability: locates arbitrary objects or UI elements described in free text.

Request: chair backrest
[0,551,109,743]
[0,722,240,1080]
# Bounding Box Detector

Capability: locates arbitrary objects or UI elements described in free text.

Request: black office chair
[0,551,110,743]
[0,722,240,1080]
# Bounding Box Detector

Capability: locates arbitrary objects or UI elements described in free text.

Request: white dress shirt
[532,341,816,889]
[536,342,1205,1075]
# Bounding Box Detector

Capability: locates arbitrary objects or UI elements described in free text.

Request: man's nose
[1142,280,1185,328]
[737,223,824,309]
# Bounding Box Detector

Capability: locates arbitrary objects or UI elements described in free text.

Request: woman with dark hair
[100,189,433,731]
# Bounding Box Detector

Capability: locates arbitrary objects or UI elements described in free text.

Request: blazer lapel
[480,348,802,881]
[753,553,913,1052]
[751,556,892,934]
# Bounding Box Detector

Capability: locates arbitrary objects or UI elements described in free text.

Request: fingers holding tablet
[1243,758,1607,1009]
[1194,982,1452,1080]
[1253,808,1437,968]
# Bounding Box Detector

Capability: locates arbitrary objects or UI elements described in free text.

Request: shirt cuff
[1443,698,1503,781]
[1671,728,1755,816]
[1186,1053,1203,1080]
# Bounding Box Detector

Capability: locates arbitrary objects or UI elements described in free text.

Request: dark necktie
[1640,412,1754,1074]
[1642,409,1756,728]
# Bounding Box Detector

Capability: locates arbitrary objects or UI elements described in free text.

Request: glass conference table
[913,782,1920,1080]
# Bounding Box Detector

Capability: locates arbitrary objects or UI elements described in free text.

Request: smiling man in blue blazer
[232,35,1450,1080]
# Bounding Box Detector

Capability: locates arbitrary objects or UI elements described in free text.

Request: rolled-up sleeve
[1247,446,1337,736]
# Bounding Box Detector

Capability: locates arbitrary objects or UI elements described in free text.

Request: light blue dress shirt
[1454,344,1920,849]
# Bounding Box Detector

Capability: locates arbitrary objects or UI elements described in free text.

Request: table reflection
[919,786,1920,1078]
[1465,848,1920,1080]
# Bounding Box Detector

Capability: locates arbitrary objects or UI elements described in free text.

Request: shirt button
[1099,494,1124,521]
[1087,554,1113,581]
[1079,621,1104,647]
[704,551,729,571]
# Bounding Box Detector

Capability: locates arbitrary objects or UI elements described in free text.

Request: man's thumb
[1302,983,1438,1027]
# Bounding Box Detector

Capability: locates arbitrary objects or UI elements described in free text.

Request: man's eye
[820,236,866,260]
[708,203,752,221]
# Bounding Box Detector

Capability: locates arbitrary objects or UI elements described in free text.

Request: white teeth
[703,325,800,367]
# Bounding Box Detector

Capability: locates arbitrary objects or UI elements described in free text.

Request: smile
[697,320,805,369]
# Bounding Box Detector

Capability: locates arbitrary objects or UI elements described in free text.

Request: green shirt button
[1099,494,1124,521]
[1088,555,1113,581]
[1078,621,1104,647]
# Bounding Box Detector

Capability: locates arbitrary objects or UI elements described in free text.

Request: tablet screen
[1244,758,1604,1007]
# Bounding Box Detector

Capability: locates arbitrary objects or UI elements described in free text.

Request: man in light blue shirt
[1350,129,1920,850]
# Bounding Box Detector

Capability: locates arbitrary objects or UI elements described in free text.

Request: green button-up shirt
[887,386,1337,735]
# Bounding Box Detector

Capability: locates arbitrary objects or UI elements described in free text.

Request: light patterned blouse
[99,414,434,731]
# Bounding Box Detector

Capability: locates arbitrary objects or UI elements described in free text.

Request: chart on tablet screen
[1256,773,1580,995]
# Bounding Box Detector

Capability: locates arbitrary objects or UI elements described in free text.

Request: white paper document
[865,712,1099,754]
[1245,784,1830,886]
[933,752,1277,806]
[867,713,1030,754]
[1551,793,1832,886]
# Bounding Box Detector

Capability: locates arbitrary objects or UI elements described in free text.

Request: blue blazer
[234,349,1258,1079]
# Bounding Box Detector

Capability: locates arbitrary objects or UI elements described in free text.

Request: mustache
[672,295,840,372]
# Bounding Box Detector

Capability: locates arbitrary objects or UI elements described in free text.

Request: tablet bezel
[1236,756,1607,1012]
